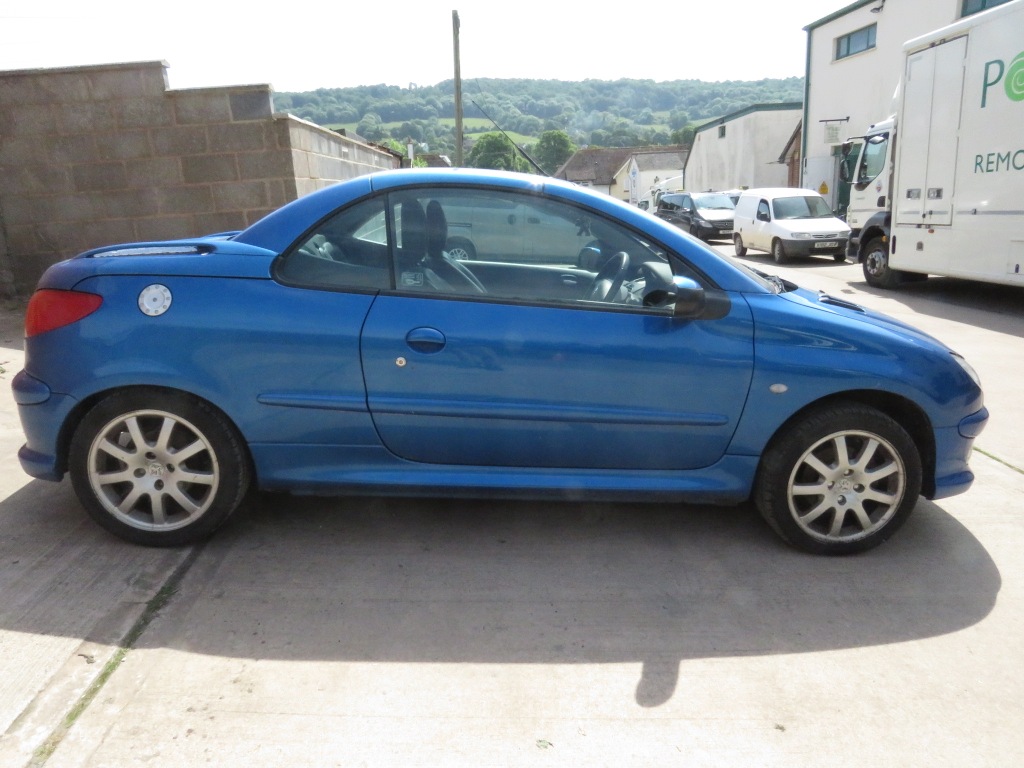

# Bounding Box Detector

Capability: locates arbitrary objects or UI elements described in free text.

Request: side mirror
[841,141,853,157]
[644,276,705,318]
[756,210,770,222]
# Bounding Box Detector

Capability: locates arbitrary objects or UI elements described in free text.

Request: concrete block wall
[0,61,398,298]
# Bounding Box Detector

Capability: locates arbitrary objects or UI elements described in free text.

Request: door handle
[405,326,447,353]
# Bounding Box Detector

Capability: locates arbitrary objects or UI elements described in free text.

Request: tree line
[274,76,803,173]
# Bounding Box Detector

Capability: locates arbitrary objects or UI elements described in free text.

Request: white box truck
[841,0,1024,289]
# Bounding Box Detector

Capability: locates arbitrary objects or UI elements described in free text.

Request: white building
[684,103,801,193]
[801,0,1014,212]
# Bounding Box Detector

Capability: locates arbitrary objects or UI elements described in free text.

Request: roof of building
[555,147,635,184]
[692,102,803,136]
[418,153,452,168]
[804,0,876,31]
[556,145,691,185]
[631,148,690,172]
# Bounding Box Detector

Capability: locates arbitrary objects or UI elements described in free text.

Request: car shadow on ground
[0,482,1002,708]
[110,489,1002,708]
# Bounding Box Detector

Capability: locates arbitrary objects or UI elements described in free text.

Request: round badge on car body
[138,284,172,316]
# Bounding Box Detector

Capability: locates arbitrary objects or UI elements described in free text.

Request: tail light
[25,289,103,337]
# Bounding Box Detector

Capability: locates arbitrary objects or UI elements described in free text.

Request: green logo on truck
[983,52,1024,107]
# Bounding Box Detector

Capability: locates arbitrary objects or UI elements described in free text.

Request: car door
[750,198,773,250]
[678,193,694,231]
[359,186,755,471]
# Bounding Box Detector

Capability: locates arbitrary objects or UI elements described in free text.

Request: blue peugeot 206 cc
[13,169,988,554]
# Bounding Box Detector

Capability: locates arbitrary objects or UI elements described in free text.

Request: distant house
[801,0,1013,211]
[554,147,635,196]
[555,146,689,206]
[684,103,802,193]
[613,147,690,208]
[417,153,453,168]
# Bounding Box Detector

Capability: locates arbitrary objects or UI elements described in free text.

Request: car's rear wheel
[69,389,250,546]
[734,234,747,257]
[754,403,921,555]
[771,238,788,264]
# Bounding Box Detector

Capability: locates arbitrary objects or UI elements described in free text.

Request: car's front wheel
[69,389,251,546]
[862,237,903,289]
[754,403,921,555]
[771,238,788,264]
[734,234,747,257]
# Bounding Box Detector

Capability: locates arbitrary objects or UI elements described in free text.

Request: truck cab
[840,119,894,264]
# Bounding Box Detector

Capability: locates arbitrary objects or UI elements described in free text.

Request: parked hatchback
[733,188,851,263]
[14,169,986,555]
[655,192,735,242]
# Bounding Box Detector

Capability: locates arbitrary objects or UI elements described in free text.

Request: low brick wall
[0,61,398,297]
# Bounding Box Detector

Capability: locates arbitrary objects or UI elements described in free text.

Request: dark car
[13,168,987,554]
[655,192,736,241]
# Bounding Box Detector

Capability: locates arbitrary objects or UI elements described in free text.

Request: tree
[532,130,577,174]
[668,109,691,131]
[671,125,696,145]
[466,133,530,172]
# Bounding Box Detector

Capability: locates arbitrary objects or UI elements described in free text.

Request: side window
[387,187,675,310]
[857,134,888,184]
[757,200,771,220]
[275,196,391,291]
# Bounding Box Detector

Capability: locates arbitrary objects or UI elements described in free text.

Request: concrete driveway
[0,256,1022,767]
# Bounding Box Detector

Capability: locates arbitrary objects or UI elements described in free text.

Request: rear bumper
[12,370,74,482]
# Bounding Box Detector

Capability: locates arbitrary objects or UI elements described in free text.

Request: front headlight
[952,352,982,388]
[791,232,818,239]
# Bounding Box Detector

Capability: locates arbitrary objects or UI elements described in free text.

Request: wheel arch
[756,389,936,497]
[855,213,890,263]
[54,385,255,481]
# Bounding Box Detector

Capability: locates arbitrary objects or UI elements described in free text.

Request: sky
[0,0,848,92]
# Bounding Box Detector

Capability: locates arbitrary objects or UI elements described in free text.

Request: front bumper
[930,407,989,500]
[781,238,849,257]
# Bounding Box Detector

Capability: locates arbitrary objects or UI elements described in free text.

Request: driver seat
[425,200,486,294]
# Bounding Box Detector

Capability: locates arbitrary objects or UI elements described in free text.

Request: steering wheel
[586,251,630,301]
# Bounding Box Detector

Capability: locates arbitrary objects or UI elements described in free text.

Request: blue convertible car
[13,169,987,554]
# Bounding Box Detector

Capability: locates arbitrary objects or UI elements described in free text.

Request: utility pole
[452,10,463,167]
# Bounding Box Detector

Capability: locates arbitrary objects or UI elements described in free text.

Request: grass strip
[30,545,203,766]
[974,447,1024,476]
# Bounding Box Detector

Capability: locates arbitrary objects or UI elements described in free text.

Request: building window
[718,125,726,138]
[835,24,876,60]
[961,0,1011,15]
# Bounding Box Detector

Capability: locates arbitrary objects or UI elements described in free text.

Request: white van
[733,188,850,264]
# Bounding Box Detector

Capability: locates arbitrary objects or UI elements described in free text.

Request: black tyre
[862,237,903,289]
[771,239,788,264]
[734,234,747,257]
[445,236,477,261]
[833,253,848,263]
[754,403,922,555]
[69,389,251,546]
